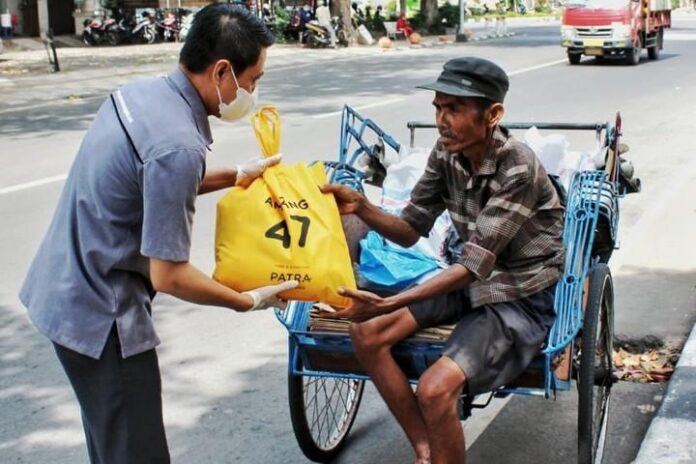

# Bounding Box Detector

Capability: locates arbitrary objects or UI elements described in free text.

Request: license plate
[583,38,604,47]
[585,47,604,56]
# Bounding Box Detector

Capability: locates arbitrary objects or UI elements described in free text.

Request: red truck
[561,0,672,65]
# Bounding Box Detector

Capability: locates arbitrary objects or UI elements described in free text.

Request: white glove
[242,280,299,311]
[235,154,283,188]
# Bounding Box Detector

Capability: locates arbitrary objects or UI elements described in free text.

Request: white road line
[312,97,406,119]
[1,57,568,195]
[0,174,68,196]
[508,58,568,76]
[0,94,104,116]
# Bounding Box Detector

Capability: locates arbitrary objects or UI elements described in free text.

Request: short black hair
[180,4,275,75]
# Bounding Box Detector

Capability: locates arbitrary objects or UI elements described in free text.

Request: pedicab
[274,105,640,464]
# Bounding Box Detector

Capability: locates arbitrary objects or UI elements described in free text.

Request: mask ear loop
[229,65,242,92]
[217,64,241,106]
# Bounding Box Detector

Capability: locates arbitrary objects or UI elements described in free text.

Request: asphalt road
[1,15,695,464]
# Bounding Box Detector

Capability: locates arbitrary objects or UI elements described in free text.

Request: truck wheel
[568,52,581,65]
[648,29,663,60]
[625,39,641,65]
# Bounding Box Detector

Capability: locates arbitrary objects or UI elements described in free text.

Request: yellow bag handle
[251,105,281,157]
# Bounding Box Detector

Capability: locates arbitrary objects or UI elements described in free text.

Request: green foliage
[438,2,460,27]
[272,6,290,44]
[409,11,426,29]
[385,0,398,17]
[535,0,551,13]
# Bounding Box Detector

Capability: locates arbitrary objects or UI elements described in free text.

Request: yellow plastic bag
[213,106,356,307]
[251,105,281,156]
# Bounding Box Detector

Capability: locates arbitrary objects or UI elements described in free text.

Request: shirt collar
[167,68,213,146]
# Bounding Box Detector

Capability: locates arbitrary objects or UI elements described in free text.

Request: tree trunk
[399,0,407,16]
[330,0,354,41]
[421,0,439,28]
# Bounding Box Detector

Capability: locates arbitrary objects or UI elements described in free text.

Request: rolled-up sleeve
[141,149,205,262]
[457,164,535,279]
[400,149,446,237]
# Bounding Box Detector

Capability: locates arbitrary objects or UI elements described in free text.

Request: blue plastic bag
[358,231,440,291]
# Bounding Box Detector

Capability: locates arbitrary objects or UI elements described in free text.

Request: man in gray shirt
[19,5,295,463]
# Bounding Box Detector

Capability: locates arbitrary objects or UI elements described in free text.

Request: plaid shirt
[401,126,564,308]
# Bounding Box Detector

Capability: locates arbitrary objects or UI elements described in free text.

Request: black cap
[417,57,509,103]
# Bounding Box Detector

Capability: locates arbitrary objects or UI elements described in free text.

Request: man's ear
[210,60,230,86]
[488,103,505,128]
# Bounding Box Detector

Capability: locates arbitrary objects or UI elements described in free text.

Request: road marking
[312,97,406,119]
[508,58,568,76]
[2,56,567,194]
[664,33,696,41]
[0,94,103,115]
[0,174,68,196]
[309,58,568,120]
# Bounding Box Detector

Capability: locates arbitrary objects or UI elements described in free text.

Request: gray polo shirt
[19,68,212,359]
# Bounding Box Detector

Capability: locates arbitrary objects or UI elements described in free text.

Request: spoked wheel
[289,373,365,462]
[577,264,614,464]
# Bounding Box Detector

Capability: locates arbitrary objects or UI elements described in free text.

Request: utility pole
[456,0,468,42]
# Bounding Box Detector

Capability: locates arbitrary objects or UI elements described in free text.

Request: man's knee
[349,319,389,354]
[417,360,466,413]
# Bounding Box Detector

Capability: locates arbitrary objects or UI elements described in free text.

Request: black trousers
[53,326,170,464]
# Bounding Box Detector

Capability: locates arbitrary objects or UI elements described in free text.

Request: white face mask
[216,67,258,123]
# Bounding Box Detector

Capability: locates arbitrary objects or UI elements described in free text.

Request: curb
[633,323,696,463]
[471,32,517,42]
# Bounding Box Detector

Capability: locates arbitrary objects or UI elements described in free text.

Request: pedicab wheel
[288,372,365,462]
[577,264,614,464]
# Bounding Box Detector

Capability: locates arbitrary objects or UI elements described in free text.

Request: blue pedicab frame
[275,106,634,464]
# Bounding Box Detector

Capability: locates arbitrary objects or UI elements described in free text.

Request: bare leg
[350,309,430,463]
[417,356,468,464]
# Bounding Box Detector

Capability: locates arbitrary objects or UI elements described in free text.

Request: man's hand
[236,154,283,188]
[242,281,299,311]
[318,288,390,322]
[320,184,366,215]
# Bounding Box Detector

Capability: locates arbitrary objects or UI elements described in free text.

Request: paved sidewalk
[633,323,696,463]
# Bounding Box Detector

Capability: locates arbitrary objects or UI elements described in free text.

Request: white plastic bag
[524,127,597,190]
[380,146,452,263]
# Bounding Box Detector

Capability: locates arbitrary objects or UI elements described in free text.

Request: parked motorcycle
[155,10,180,42]
[82,16,119,46]
[179,11,195,42]
[305,16,349,48]
[132,11,157,44]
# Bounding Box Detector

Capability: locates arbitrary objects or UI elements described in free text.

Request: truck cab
[561,0,671,65]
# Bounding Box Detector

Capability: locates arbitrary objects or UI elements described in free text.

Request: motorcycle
[82,16,119,46]
[155,10,180,42]
[132,11,157,44]
[179,11,195,42]
[305,16,349,48]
